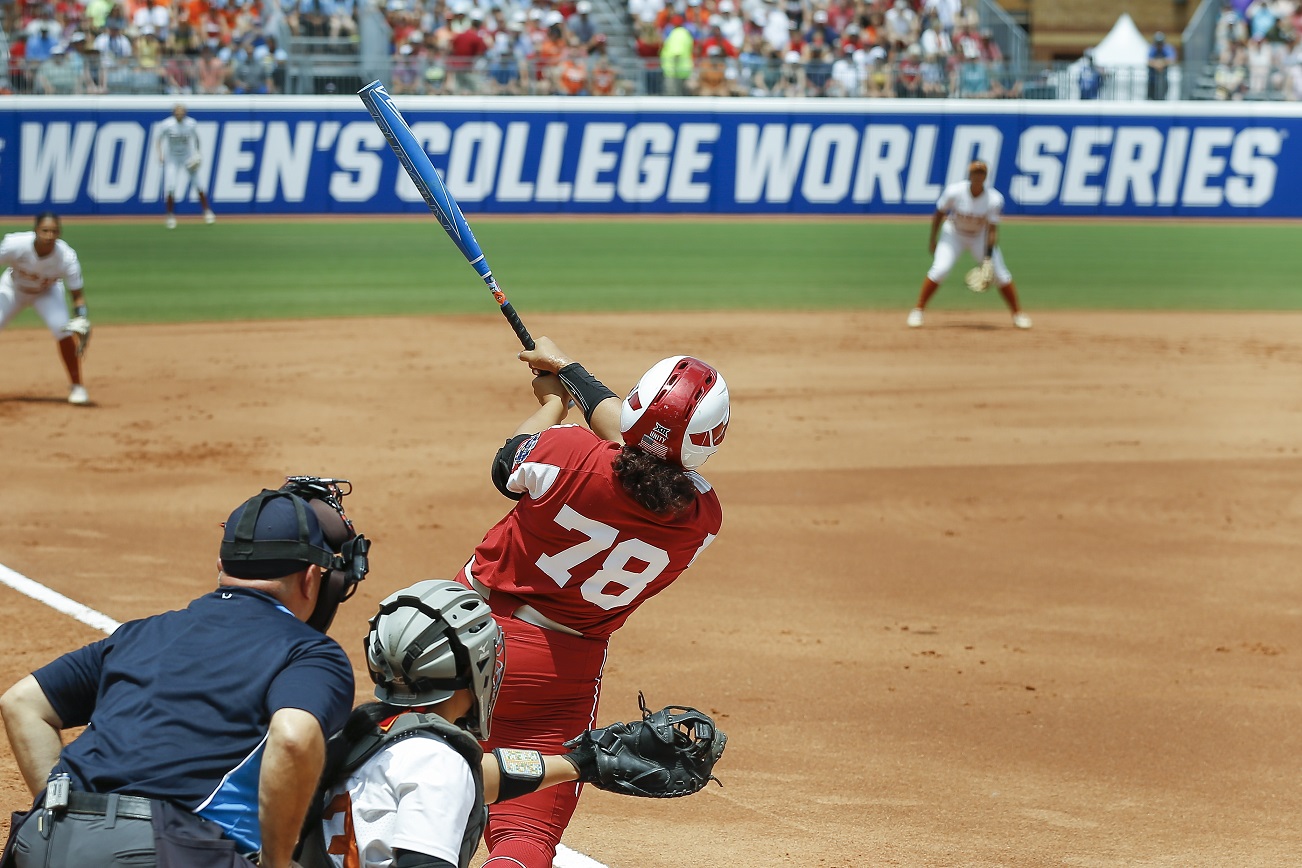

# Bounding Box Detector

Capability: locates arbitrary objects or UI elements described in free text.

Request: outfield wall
[3,97,1300,218]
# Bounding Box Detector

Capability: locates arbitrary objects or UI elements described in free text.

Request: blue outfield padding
[2,96,1299,217]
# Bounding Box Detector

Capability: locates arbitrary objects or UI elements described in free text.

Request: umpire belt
[66,791,155,821]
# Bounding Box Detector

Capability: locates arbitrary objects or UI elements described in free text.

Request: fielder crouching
[0,478,371,868]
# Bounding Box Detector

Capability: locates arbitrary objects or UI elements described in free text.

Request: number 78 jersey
[469,425,723,640]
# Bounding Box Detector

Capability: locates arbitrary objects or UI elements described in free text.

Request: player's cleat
[165,215,177,230]
[906,308,924,328]
[204,210,216,225]
[1013,312,1033,330]
[68,385,89,405]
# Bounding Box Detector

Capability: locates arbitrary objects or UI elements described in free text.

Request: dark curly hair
[612,445,699,516]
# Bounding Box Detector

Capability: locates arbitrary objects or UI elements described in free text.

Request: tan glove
[65,315,92,357]
[965,258,994,293]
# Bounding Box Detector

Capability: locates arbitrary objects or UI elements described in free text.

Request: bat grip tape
[499,303,534,350]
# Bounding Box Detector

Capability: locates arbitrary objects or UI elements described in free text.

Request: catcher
[298,580,725,868]
[0,213,92,405]
[907,160,1032,330]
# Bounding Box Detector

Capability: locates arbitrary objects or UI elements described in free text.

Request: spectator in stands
[567,0,597,48]
[449,7,488,91]
[955,57,991,97]
[423,43,450,93]
[863,45,893,96]
[1216,0,1247,56]
[25,11,60,64]
[715,0,744,52]
[1215,35,1249,98]
[197,42,228,92]
[884,0,918,47]
[34,42,79,91]
[661,14,693,94]
[802,27,834,95]
[920,14,951,57]
[920,49,947,96]
[534,20,565,91]
[762,0,791,53]
[1078,50,1101,99]
[806,8,837,45]
[391,36,423,93]
[693,42,731,94]
[555,44,588,93]
[924,0,960,34]
[93,16,132,90]
[751,44,783,95]
[896,41,923,96]
[630,0,663,27]
[255,32,287,92]
[1246,33,1279,95]
[738,31,764,82]
[132,0,169,43]
[324,0,358,42]
[1146,30,1176,99]
[590,38,620,94]
[698,22,738,58]
[777,47,803,94]
[1247,0,1277,40]
[826,41,860,96]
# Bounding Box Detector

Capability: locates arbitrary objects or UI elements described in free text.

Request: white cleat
[906,308,924,328]
[1012,312,1033,330]
[68,384,89,405]
[204,210,216,224]
[165,215,177,229]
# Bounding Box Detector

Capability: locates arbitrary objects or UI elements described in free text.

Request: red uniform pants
[480,615,608,868]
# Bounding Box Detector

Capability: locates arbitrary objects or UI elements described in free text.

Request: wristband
[556,363,617,424]
[73,304,88,318]
[492,748,546,803]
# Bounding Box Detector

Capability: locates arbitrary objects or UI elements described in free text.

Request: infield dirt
[2,309,1301,867]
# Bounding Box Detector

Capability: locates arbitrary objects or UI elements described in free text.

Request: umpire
[0,480,370,868]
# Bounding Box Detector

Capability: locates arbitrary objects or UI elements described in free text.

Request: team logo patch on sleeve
[513,433,541,470]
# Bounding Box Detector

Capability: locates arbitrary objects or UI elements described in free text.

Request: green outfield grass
[4,218,1299,325]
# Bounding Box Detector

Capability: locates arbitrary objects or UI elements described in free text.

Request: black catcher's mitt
[562,692,726,798]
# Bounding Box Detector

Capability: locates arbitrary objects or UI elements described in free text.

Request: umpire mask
[279,477,371,633]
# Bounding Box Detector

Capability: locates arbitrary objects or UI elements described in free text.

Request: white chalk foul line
[0,561,609,868]
[0,563,122,634]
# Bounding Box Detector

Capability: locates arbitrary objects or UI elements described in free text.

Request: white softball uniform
[319,735,475,868]
[926,181,1013,285]
[159,115,203,196]
[0,231,83,336]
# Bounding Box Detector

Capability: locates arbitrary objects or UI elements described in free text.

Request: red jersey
[469,425,722,640]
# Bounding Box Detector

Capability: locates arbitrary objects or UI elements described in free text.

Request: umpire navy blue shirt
[33,586,353,854]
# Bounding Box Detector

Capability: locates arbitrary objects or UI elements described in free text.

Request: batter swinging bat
[358,80,535,351]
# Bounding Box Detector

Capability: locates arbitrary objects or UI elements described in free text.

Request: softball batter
[908,160,1031,330]
[0,212,92,404]
[158,104,215,229]
[458,336,728,868]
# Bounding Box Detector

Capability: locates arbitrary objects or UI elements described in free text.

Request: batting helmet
[365,580,505,740]
[620,356,729,470]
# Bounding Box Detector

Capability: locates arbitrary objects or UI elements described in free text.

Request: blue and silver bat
[358,80,535,351]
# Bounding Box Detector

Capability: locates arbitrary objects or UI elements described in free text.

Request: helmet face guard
[620,356,729,470]
[365,580,504,740]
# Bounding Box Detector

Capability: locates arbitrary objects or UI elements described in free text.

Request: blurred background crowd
[1,0,1299,97]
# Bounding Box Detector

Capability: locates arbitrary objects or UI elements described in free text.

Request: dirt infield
[2,309,1301,867]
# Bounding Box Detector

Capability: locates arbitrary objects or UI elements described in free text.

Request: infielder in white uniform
[158,103,215,229]
[908,160,1031,330]
[0,213,93,404]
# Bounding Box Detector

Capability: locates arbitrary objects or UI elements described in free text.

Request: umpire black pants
[12,795,156,867]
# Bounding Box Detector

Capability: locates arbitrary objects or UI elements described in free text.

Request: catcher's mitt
[562,692,726,798]
[64,316,92,357]
[965,258,994,293]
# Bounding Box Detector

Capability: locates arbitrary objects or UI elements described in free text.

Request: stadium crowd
[1210,0,1302,99]
[1,0,288,93]
[635,0,1020,97]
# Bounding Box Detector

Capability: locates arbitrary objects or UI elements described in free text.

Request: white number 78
[535,504,713,610]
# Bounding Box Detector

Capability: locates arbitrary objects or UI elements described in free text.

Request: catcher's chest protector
[299,712,488,868]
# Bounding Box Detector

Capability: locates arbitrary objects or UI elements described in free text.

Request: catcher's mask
[620,356,729,471]
[365,580,505,741]
[219,477,370,633]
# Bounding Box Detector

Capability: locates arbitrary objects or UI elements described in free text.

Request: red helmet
[620,356,729,470]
